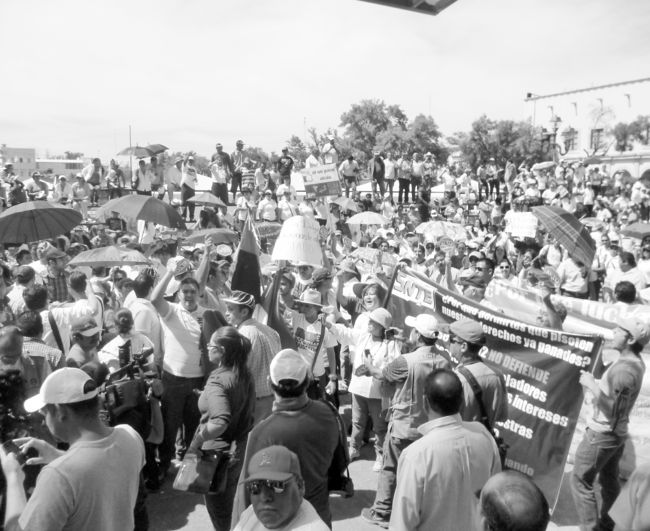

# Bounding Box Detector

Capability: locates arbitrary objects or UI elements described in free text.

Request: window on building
[590,128,604,151]
[562,128,578,152]
[19,157,23,163]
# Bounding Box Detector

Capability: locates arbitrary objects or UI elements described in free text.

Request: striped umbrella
[532,205,596,265]
[0,201,82,243]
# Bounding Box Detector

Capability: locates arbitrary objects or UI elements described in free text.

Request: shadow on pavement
[148,486,204,531]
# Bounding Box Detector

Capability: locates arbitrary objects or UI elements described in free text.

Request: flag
[231,216,262,303]
[261,268,297,349]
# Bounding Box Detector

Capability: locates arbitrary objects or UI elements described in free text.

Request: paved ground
[148,394,583,531]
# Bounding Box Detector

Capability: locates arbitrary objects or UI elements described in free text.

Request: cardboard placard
[438,236,455,253]
[271,215,322,266]
[302,163,341,197]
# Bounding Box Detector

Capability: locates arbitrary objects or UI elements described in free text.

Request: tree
[340,99,409,160]
[64,151,83,160]
[448,116,545,167]
[286,135,309,169]
[630,115,650,145]
[243,146,271,167]
[612,123,634,152]
[406,114,448,162]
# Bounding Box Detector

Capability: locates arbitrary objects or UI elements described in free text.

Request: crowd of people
[0,139,648,531]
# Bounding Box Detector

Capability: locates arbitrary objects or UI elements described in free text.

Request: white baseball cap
[405,314,441,339]
[270,349,308,385]
[24,368,99,413]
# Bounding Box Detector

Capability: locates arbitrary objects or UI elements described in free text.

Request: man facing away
[0,368,145,531]
[390,368,501,531]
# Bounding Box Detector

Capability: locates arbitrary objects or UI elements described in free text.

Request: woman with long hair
[188,326,255,531]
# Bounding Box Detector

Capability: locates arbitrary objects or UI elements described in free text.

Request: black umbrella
[145,144,168,155]
[0,201,82,243]
[117,146,154,158]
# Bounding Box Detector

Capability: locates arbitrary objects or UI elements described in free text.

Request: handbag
[457,365,509,467]
[172,450,226,494]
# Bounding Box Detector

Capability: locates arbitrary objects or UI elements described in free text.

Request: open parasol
[580,217,605,231]
[331,197,359,213]
[346,212,388,225]
[144,144,168,155]
[97,194,186,229]
[621,222,650,240]
[183,228,238,245]
[531,161,556,171]
[0,201,82,243]
[187,192,227,208]
[532,205,596,265]
[68,245,151,267]
[415,220,468,241]
[116,146,154,158]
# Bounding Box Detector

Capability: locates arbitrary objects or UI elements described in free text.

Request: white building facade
[524,77,650,178]
[0,145,37,179]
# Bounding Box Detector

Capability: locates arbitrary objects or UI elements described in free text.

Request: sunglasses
[246,479,292,495]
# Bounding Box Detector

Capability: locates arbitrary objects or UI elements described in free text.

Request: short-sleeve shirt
[160,303,205,378]
[290,311,336,378]
[19,425,145,531]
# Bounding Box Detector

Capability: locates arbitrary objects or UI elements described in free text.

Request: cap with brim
[298,289,322,308]
[71,316,101,337]
[405,314,440,339]
[368,308,392,329]
[45,248,67,260]
[352,282,369,299]
[223,290,256,310]
[245,445,301,483]
[174,258,194,278]
[270,349,308,385]
[450,318,485,344]
[295,261,314,268]
[617,316,650,346]
[311,267,333,284]
[24,368,99,413]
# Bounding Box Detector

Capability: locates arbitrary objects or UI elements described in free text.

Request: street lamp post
[549,115,562,163]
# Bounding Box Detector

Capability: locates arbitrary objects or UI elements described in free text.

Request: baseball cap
[311,267,333,284]
[298,289,322,308]
[71,316,101,337]
[245,445,302,483]
[223,290,256,310]
[617,316,650,346]
[368,307,392,329]
[174,258,194,278]
[24,368,99,413]
[450,318,486,345]
[270,349,308,385]
[405,314,440,339]
[45,248,67,261]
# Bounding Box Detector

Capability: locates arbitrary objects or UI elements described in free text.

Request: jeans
[410,177,421,202]
[371,429,414,518]
[181,184,195,220]
[159,372,204,468]
[211,182,229,206]
[350,394,386,457]
[204,441,246,531]
[398,179,410,203]
[385,179,395,201]
[372,177,386,196]
[230,172,243,196]
[570,428,625,531]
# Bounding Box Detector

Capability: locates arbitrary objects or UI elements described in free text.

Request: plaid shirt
[22,337,65,372]
[237,318,281,399]
[45,270,69,303]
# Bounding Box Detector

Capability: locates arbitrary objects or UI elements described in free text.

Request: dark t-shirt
[243,397,339,525]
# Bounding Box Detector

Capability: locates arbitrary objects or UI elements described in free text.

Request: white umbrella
[346,212,388,225]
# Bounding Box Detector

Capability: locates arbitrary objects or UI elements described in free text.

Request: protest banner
[485,279,650,474]
[386,267,603,509]
[302,163,341,197]
[505,211,538,238]
[271,214,322,266]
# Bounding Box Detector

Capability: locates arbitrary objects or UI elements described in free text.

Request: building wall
[0,145,37,179]
[36,159,85,179]
[524,78,650,177]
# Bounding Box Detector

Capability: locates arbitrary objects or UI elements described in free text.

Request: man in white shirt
[278,190,297,221]
[390,368,501,531]
[166,157,183,204]
[0,368,145,531]
[257,190,278,221]
[132,159,152,196]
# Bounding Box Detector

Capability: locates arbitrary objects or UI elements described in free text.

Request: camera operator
[0,367,145,531]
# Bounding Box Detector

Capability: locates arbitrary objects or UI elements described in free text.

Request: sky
[1,0,649,159]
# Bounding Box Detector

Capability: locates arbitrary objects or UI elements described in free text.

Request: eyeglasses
[246,479,292,495]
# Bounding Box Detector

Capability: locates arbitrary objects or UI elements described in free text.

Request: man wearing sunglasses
[234,445,328,530]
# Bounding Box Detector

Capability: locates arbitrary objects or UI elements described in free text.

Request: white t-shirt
[289,310,336,378]
[19,425,145,531]
[160,302,205,378]
[234,499,328,531]
[98,332,155,372]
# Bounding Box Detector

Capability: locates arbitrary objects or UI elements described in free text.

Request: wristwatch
[328,374,338,382]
